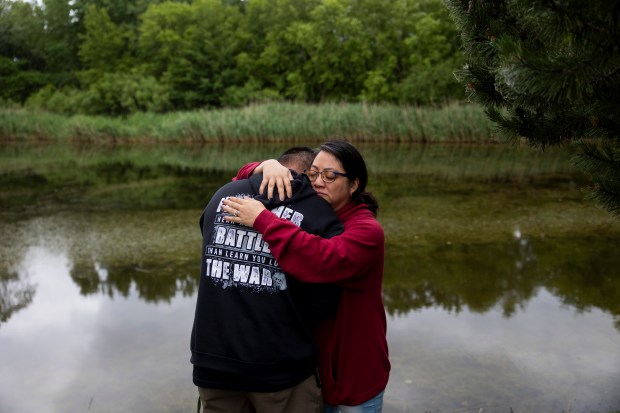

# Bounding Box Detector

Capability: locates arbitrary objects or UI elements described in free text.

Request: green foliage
[42,0,81,74]
[82,72,171,116]
[2,0,467,113]
[221,79,283,107]
[573,141,620,217]
[137,1,195,76]
[444,0,620,217]
[25,84,84,115]
[0,57,48,103]
[26,73,170,116]
[137,0,245,109]
[79,5,134,76]
[73,0,157,27]
[0,0,47,69]
[397,1,465,104]
[292,0,370,101]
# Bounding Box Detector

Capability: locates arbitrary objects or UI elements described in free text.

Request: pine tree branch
[573,141,620,178]
[584,179,620,218]
[444,0,620,217]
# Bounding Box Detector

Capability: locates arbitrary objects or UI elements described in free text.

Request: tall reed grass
[0,102,496,143]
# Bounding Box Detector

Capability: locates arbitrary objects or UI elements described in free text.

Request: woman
[223,139,390,412]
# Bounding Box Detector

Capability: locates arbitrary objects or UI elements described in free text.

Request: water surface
[1,142,619,413]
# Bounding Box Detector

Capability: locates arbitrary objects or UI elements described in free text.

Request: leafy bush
[25,85,85,114]
[0,57,48,104]
[84,73,171,116]
[25,73,171,116]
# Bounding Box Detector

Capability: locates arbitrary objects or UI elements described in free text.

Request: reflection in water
[5,224,617,334]
[0,270,36,324]
[1,142,620,412]
[383,235,620,330]
[386,290,620,413]
[70,260,197,303]
[0,246,198,413]
[2,242,619,413]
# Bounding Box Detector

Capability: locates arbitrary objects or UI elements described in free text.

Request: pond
[1,142,619,413]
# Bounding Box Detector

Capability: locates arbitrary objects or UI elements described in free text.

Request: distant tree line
[0,0,465,116]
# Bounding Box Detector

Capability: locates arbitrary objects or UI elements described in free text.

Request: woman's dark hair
[319,139,379,216]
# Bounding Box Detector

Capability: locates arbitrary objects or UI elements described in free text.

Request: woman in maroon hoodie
[222,140,390,412]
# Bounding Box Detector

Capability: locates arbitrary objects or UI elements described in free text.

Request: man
[190,147,343,413]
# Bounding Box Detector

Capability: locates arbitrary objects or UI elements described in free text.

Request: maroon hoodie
[253,199,390,406]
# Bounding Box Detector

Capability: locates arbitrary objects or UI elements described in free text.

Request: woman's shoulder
[340,202,377,218]
[341,203,384,232]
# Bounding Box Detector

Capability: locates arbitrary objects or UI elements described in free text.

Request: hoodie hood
[251,171,319,209]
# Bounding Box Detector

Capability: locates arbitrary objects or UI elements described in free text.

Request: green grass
[0,102,496,143]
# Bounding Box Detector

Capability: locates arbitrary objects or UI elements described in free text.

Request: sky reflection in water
[0,245,198,413]
[1,240,619,413]
[1,143,620,413]
[388,291,620,412]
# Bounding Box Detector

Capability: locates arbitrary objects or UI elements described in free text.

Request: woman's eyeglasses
[304,169,349,183]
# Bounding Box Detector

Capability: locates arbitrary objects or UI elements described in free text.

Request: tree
[42,0,81,83]
[0,0,47,69]
[288,0,371,101]
[2,0,470,112]
[444,0,620,217]
[73,0,158,28]
[239,0,321,101]
[79,5,133,77]
[180,0,246,107]
[240,0,463,104]
[138,0,244,108]
[0,0,48,103]
[397,0,464,104]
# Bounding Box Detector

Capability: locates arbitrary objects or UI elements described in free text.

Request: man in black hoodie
[191,147,343,413]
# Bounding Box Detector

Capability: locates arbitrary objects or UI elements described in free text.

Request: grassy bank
[0,102,496,143]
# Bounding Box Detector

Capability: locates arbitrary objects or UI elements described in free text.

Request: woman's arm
[257,208,383,287]
[223,198,383,287]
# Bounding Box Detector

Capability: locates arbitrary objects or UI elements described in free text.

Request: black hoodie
[191,172,343,391]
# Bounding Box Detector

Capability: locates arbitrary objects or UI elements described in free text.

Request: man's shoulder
[213,177,256,197]
[296,197,343,237]
[202,179,255,221]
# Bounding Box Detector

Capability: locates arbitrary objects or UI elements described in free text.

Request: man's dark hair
[277,146,317,173]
